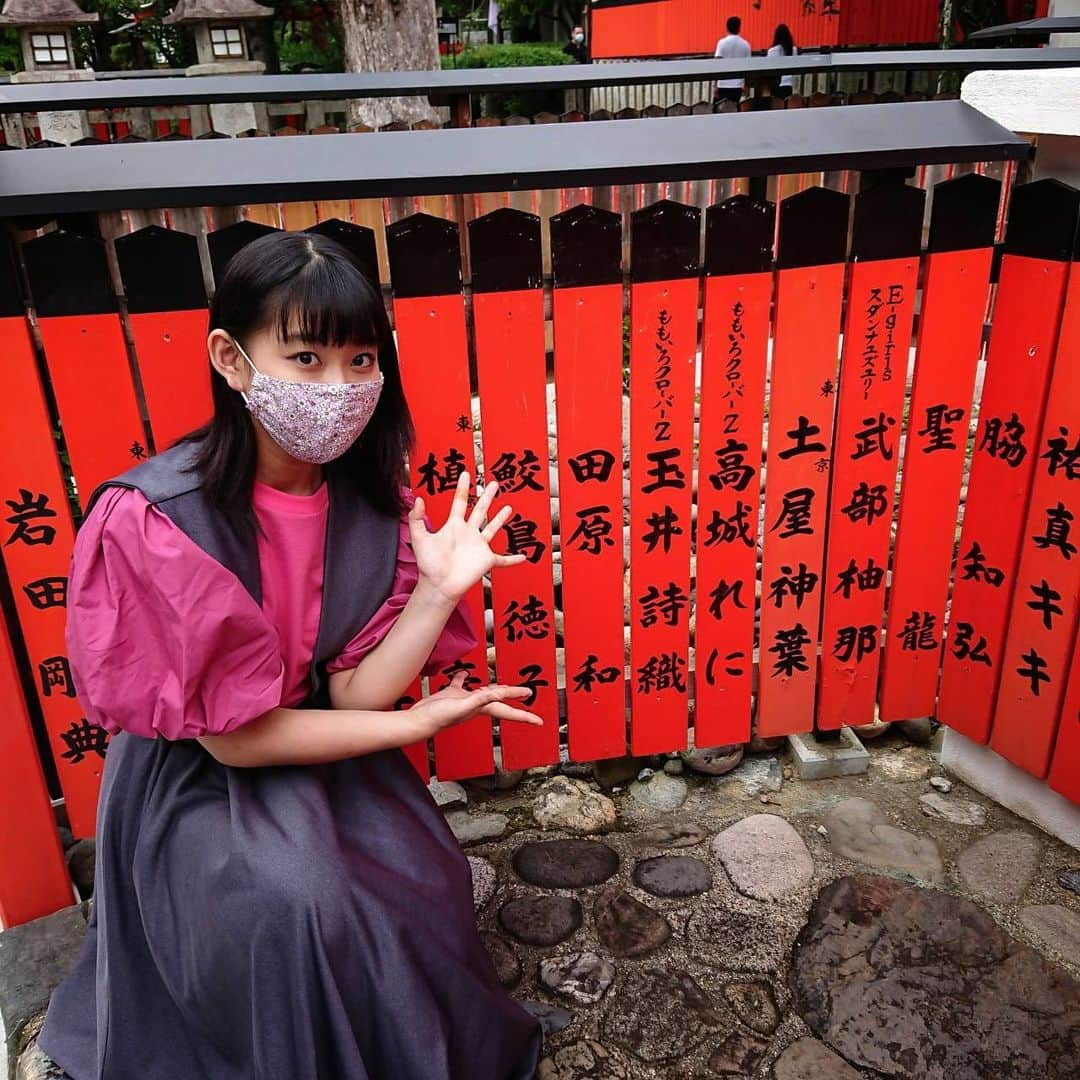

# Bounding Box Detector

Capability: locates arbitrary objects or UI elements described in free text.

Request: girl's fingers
[492,553,529,568]
[449,469,471,520]
[480,503,513,542]
[467,480,500,529]
[481,702,544,725]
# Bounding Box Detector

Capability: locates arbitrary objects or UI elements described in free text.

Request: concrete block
[940,728,1080,851]
[787,727,869,780]
[0,904,87,1080]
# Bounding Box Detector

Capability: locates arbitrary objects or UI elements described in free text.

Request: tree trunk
[329,0,439,128]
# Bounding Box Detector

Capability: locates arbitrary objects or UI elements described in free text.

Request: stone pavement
[451,727,1080,1078]
[9,726,1080,1079]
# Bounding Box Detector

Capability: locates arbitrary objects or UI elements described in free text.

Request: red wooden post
[991,228,1080,776]
[0,621,73,925]
[937,180,1079,743]
[757,187,849,738]
[879,174,1000,721]
[388,213,495,781]
[469,209,560,770]
[24,231,149,499]
[0,245,75,922]
[695,195,774,746]
[2,240,106,839]
[551,204,628,762]
[1048,631,1080,804]
[628,201,699,755]
[115,226,212,452]
[818,181,923,731]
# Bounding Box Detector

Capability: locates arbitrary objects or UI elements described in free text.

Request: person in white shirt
[713,16,752,109]
[765,23,798,100]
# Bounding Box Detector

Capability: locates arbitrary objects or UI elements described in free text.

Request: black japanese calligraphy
[702,503,754,548]
[979,412,1027,467]
[4,490,57,547]
[641,505,682,554]
[767,563,819,609]
[636,651,687,694]
[638,582,690,628]
[769,623,812,678]
[1033,502,1076,561]
[502,595,551,642]
[918,404,964,453]
[771,488,815,538]
[60,719,108,764]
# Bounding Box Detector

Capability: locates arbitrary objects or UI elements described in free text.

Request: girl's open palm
[409,471,526,602]
[409,672,543,739]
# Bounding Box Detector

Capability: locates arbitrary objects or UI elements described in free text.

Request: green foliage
[70,1,195,70]
[948,0,1036,44]
[0,28,20,72]
[446,41,571,69]
[441,41,572,117]
[276,27,342,72]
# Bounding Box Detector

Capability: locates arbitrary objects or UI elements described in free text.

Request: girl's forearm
[197,705,421,768]
[328,578,460,710]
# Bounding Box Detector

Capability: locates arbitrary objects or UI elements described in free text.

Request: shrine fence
[1,95,1078,926]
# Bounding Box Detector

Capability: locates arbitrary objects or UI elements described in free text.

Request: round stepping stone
[539,950,616,1004]
[594,886,671,957]
[467,855,497,910]
[481,932,521,989]
[707,1028,770,1076]
[445,809,508,846]
[1019,904,1080,962]
[687,905,794,974]
[712,814,814,900]
[512,838,619,889]
[721,980,779,1035]
[822,797,944,884]
[873,749,931,783]
[791,875,1080,1078]
[957,829,1041,904]
[628,771,687,811]
[428,778,467,810]
[498,895,583,946]
[532,776,617,834]
[601,966,724,1063]
[680,743,744,776]
[632,855,711,898]
[519,999,572,1037]
[772,1037,862,1080]
[634,820,707,849]
[919,792,987,826]
[553,1040,628,1079]
[1058,868,1080,896]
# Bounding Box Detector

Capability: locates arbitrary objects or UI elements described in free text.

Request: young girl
[38,231,545,1079]
[765,23,798,100]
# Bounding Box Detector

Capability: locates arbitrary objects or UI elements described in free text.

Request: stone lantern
[164,0,273,71]
[163,0,274,135]
[0,0,99,145]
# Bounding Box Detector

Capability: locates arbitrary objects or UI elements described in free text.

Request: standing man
[714,15,752,109]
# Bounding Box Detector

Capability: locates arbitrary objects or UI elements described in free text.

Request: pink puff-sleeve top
[66,480,476,741]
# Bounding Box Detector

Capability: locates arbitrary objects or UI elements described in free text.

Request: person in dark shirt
[563,25,588,64]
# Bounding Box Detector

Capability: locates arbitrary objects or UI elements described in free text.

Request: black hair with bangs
[178,230,414,537]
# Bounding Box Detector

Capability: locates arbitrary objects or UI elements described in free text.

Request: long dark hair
[772,23,794,55]
[179,230,414,537]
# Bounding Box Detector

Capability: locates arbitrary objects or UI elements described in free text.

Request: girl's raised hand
[407,671,543,740]
[409,470,527,603]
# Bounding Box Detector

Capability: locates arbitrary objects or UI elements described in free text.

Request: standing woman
[38,231,545,1079]
[766,23,798,100]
